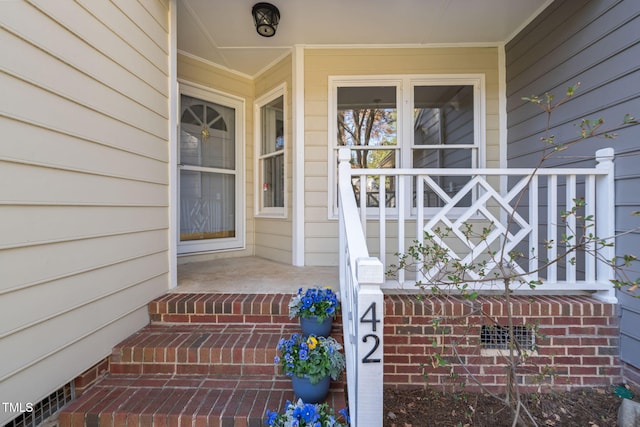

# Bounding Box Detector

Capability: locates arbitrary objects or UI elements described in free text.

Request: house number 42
[360,302,381,363]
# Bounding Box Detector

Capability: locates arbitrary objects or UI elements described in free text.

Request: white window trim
[254,83,287,218]
[177,80,246,254]
[327,74,486,220]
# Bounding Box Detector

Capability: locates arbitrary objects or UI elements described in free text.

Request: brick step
[149,293,299,324]
[59,294,348,427]
[110,323,299,376]
[59,374,347,427]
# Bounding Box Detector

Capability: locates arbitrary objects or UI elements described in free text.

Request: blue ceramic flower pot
[299,316,333,337]
[291,375,330,403]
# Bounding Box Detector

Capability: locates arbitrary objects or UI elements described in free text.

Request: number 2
[362,334,381,363]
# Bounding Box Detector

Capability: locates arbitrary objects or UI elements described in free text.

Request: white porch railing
[338,150,385,427]
[340,147,616,303]
[337,147,616,424]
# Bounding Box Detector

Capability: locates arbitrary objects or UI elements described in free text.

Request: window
[413,84,477,207]
[337,85,398,208]
[255,85,286,216]
[329,76,483,216]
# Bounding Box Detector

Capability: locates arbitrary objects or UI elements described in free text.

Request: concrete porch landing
[176,257,339,294]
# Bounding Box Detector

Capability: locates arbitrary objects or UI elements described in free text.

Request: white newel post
[355,257,384,427]
[595,147,616,303]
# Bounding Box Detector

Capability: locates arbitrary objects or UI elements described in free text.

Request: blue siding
[506,0,640,370]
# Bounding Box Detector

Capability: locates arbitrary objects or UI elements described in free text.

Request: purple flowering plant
[288,287,341,322]
[275,333,345,385]
[265,398,350,427]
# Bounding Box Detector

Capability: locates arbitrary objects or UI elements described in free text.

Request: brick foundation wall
[383,294,620,393]
[73,357,110,397]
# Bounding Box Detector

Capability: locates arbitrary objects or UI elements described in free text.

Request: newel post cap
[338,147,351,162]
[595,147,614,166]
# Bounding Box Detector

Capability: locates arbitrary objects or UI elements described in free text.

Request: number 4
[360,302,380,332]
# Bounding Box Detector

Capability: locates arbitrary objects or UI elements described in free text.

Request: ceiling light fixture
[252,2,280,37]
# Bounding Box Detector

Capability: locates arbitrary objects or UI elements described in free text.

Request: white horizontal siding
[305,191,329,208]
[0,27,166,139]
[1,253,168,336]
[2,229,168,292]
[116,0,170,38]
[0,73,167,161]
[2,118,167,186]
[29,0,167,92]
[0,0,170,423]
[1,294,152,417]
[305,251,339,266]
[1,162,167,205]
[76,0,168,65]
[0,277,167,382]
[2,1,167,118]
[255,232,291,251]
[1,205,167,250]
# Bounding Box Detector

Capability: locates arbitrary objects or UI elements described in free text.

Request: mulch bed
[384,386,627,426]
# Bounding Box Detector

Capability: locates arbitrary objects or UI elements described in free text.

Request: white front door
[178,85,244,254]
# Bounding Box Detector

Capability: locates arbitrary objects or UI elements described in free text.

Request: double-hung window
[329,75,484,217]
[336,83,399,210]
[255,84,286,217]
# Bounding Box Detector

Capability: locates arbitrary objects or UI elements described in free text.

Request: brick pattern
[109,324,296,376]
[149,293,298,324]
[73,357,110,397]
[60,374,346,427]
[60,293,347,427]
[383,294,620,393]
[62,292,621,425]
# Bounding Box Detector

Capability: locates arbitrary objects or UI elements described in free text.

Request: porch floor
[176,256,339,294]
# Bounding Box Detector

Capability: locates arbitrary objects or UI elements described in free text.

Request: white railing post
[566,174,577,283]
[354,258,384,427]
[547,174,558,283]
[594,147,616,303]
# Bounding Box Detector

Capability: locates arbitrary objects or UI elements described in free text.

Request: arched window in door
[178,92,242,254]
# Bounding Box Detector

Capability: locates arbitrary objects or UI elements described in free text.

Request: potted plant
[288,286,340,336]
[265,398,350,426]
[275,333,346,403]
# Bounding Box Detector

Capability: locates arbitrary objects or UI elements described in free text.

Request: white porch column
[292,45,305,266]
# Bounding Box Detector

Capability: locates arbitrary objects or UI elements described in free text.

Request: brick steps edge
[108,323,345,376]
[59,374,347,427]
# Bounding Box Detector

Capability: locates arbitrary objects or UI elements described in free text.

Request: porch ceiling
[178,0,552,77]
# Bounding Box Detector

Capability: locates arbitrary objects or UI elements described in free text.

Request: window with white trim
[255,85,286,216]
[329,76,484,216]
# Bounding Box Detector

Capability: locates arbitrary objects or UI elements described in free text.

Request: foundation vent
[3,382,74,427]
[480,324,535,351]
